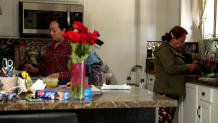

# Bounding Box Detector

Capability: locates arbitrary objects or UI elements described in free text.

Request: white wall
[146,0,180,41]
[83,0,137,85]
[181,0,200,42]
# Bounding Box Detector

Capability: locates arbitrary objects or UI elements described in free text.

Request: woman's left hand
[47,73,59,78]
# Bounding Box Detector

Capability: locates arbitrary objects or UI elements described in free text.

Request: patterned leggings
[158,94,179,123]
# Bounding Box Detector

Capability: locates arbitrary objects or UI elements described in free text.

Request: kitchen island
[0,86,177,123]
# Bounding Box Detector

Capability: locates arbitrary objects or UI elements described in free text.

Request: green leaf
[67,59,72,71]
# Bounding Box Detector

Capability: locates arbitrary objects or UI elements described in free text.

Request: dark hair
[162,26,188,42]
[51,17,70,32]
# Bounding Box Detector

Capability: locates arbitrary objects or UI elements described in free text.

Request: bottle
[105,69,112,85]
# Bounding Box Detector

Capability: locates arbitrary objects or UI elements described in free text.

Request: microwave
[19,2,84,38]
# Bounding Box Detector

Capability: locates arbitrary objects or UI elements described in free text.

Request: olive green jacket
[153,42,189,96]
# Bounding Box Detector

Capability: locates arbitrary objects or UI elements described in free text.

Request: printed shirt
[38,39,72,83]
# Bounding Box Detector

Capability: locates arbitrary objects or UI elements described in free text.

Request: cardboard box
[36,87,71,100]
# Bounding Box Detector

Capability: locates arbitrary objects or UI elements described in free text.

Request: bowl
[43,78,58,88]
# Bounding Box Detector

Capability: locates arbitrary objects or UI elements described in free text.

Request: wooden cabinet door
[182,82,198,123]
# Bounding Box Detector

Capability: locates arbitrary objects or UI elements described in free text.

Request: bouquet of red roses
[63,21,100,70]
[62,21,100,99]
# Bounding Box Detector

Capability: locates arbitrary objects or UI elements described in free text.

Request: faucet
[203,38,218,60]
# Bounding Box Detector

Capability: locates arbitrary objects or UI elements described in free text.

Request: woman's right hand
[24,63,36,73]
[186,64,198,72]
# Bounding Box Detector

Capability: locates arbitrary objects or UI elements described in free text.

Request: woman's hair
[51,17,70,32]
[162,26,188,42]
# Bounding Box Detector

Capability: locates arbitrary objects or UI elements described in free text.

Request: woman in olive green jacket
[153,26,198,123]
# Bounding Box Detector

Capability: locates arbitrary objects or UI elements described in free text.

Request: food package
[36,87,71,100]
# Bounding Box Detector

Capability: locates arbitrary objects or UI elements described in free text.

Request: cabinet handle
[202,92,205,96]
[197,106,201,118]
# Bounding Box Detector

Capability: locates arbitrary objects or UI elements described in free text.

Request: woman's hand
[47,73,60,78]
[24,63,36,73]
[186,64,199,72]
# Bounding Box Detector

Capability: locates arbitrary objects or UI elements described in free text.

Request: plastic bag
[91,64,105,86]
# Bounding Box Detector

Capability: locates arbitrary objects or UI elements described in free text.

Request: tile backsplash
[147,41,162,58]
[0,38,53,69]
[0,39,52,54]
[147,41,162,50]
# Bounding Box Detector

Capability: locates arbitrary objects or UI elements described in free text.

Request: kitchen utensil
[2,58,13,70]
[2,58,13,76]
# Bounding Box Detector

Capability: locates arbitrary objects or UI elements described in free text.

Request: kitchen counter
[185,75,218,87]
[0,86,177,123]
[0,86,177,111]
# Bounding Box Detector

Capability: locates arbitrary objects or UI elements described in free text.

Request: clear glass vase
[71,60,86,100]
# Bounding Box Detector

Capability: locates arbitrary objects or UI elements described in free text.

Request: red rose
[73,21,83,30]
[68,32,80,43]
[87,32,97,45]
[79,33,88,44]
[81,26,88,34]
[92,30,100,37]
[73,21,88,34]
[62,31,72,39]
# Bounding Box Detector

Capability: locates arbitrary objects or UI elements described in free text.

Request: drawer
[199,85,213,103]
[147,74,155,85]
[147,84,154,92]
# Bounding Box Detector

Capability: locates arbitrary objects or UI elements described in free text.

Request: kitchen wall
[0,0,186,86]
[83,0,138,85]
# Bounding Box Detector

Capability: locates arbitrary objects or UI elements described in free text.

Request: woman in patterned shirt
[25,17,72,84]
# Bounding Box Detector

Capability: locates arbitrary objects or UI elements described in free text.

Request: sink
[198,77,217,82]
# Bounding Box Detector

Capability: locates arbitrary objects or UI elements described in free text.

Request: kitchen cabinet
[182,82,198,123]
[197,101,212,123]
[0,0,19,39]
[181,83,214,123]
[197,85,213,123]
[180,0,199,42]
[146,73,155,91]
[146,0,180,41]
[212,88,218,123]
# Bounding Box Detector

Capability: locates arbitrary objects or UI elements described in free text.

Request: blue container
[85,88,91,97]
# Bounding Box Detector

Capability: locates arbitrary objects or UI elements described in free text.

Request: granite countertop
[185,75,218,87]
[0,86,177,111]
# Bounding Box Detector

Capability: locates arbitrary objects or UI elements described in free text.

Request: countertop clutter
[0,86,177,111]
[2,75,218,112]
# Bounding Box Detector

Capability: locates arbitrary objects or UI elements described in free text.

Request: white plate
[101,84,131,90]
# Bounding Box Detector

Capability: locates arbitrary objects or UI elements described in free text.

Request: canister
[147,49,152,58]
